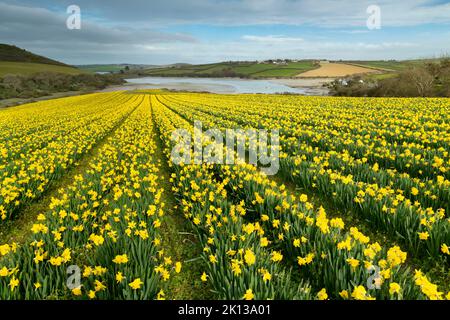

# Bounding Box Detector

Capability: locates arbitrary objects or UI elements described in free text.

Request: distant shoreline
[104,76,332,95]
[0,77,334,109]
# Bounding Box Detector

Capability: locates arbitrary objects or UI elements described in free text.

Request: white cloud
[0,2,197,64]
[132,38,426,64]
[242,35,304,43]
[5,0,450,27]
[1,1,450,64]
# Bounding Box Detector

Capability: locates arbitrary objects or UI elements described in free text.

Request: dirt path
[297,62,378,78]
[149,97,212,300]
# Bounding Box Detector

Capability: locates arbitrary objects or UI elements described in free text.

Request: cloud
[238,36,404,57]
[242,35,304,43]
[5,0,450,27]
[0,3,196,43]
[132,38,425,64]
[0,2,196,64]
[340,30,371,34]
[1,1,450,64]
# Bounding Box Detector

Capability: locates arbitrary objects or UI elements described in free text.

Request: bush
[0,72,125,100]
[331,59,450,97]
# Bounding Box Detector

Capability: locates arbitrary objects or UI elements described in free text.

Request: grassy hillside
[342,60,410,71]
[137,59,446,79]
[0,44,70,66]
[77,65,126,73]
[0,61,84,76]
[142,60,318,78]
[0,45,123,100]
[343,59,444,72]
[77,64,160,73]
[0,44,84,76]
[331,58,450,97]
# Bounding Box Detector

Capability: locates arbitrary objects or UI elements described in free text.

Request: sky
[1,0,450,65]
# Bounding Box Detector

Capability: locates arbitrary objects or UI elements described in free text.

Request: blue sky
[1,0,450,64]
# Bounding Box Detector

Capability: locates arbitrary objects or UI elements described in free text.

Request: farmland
[134,59,446,81]
[141,61,318,78]
[345,60,443,72]
[297,62,377,78]
[0,91,449,300]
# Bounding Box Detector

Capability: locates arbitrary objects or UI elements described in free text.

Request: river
[122,76,331,95]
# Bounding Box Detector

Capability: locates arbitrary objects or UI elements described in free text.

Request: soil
[297,62,378,78]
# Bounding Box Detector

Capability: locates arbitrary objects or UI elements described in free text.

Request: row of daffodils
[152,96,312,299]
[0,95,176,299]
[158,94,450,263]
[0,92,139,222]
[153,94,448,300]
[0,91,448,300]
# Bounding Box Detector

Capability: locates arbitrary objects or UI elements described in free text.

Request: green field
[77,65,125,73]
[143,61,318,78]
[79,59,445,79]
[365,72,399,80]
[344,61,410,71]
[0,61,84,76]
[344,59,443,72]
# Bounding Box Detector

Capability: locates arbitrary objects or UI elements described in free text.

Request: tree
[402,68,434,97]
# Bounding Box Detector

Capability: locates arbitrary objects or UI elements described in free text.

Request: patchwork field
[345,60,440,72]
[142,61,318,78]
[0,91,449,300]
[298,62,378,78]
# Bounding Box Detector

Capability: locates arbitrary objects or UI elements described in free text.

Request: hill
[0,62,84,76]
[139,59,444,79]
[0,44,70,66]
[0,45,123,100]
[342,58,445,72]
[0,44,83,76]
[77,64,161,73]
[141,60,318,78]
[330,57,450,97]
[77,63,192,73]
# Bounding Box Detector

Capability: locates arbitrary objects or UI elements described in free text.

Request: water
[125,77,328,95]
